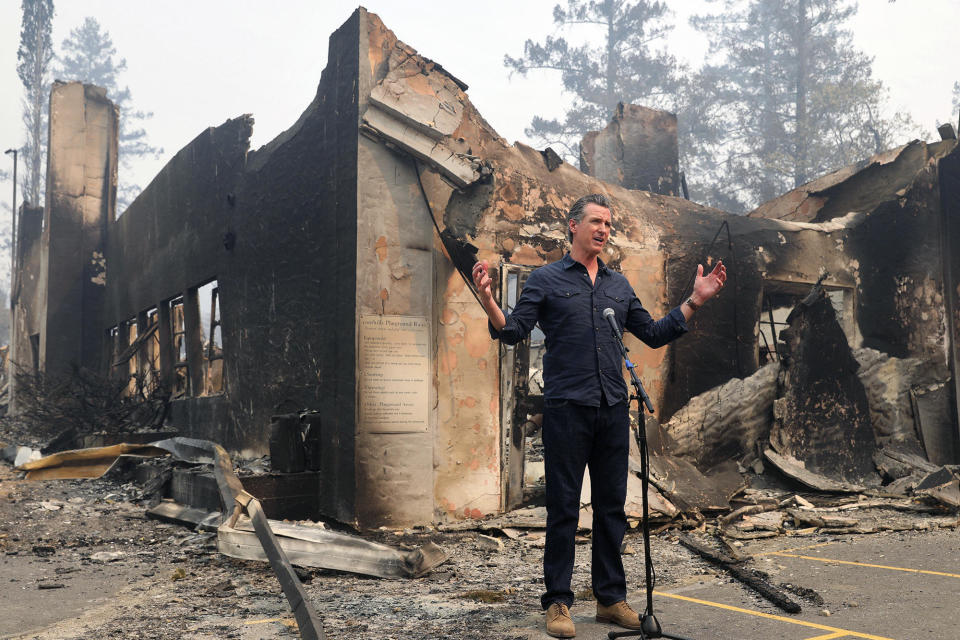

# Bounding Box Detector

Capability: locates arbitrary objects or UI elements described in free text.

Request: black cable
[677,219,744,377]
[677,220,727,303]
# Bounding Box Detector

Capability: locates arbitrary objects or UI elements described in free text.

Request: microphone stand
[606,318,694,640]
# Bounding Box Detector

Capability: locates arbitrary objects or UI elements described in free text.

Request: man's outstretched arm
[624,260,728,347]
[472,260,544,345]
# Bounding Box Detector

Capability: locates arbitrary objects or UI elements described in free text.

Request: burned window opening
[142,308,161,396]
[758,282,855,365]
[110,315,160,400]
[499,264,546,512]
[124,319,138,398]
[107,325,120,372]
[197,280,224,396]
[759,294,791,365]
[169,297,189,398]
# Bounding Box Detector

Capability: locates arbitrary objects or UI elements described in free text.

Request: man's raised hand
[473,260,507,330]
[472,260,494,300]
[692,260,727,304]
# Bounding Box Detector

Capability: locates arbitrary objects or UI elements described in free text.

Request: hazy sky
[1,0,958,226]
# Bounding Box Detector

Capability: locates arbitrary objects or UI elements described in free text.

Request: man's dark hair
[567,193,611,242]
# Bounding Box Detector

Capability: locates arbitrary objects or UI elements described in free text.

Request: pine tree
[687,0,920,210]
[16,0,55,207]
[504,0,684,159]
[57,17,162,211]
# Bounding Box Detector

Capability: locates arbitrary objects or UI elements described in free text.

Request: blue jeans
[540,399,630,609]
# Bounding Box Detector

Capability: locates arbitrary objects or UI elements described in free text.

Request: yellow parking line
[243,617,296,627]
[774,553,960,579]
[655,592,894,640]
[754,541,837,557]
[803,633,848,640]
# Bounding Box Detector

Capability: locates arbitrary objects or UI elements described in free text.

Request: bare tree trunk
[794,0,809,188]
[605,0,618,111]
[760,4,780,203]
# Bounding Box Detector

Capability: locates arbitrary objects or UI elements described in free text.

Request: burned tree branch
[11,364,169,444]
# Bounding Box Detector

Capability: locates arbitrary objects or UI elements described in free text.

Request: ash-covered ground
[3,416,957,640]
[0,415,711,640]
[0,460,718,640]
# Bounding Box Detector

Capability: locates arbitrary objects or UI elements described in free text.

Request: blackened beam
[678,533,802,614]
[213,444,325,640]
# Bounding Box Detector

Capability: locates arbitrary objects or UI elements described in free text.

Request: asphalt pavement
[509,528,960,640]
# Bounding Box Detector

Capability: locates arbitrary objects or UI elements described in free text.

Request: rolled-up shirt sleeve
[488,271,545,345]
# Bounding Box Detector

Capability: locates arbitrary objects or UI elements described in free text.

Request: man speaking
[471,193,726,638]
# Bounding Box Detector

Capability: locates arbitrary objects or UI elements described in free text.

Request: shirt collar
[562,252,609,273]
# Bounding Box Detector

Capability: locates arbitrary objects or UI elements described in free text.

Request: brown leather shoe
[596,600,642,630]
[545,602,576,638]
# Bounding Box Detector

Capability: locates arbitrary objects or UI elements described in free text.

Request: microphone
[603,307,655,413]
[602,307,621,339]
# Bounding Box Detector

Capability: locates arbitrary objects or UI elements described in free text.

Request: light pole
[4,148,16,310]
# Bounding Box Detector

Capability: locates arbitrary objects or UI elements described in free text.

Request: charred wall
[843,141,959,378]
[9,204,46,404]
[104,115,249,448]
[660,217,760,420]
[99,12,362,521]
[106,117,250,322]
[580,103,680,196]
[224,10,361,522]
[660,212,863,420]
[352,14,436,526]
[848,173,949,363]
[41,83,117,375]
[938,145,960,457]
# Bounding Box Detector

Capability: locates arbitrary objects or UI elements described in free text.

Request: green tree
[504,0,684,159]
[688,0,920,210]
[16,0,55,207]
[57,17,162,210]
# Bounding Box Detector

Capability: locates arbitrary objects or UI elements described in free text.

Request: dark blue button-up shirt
[489,254,688,407]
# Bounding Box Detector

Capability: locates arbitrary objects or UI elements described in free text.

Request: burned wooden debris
[762,449,866,493]
[541,147,563,172]
[914,467,960,508]
[678,533,802,613]
[648,454,742,513]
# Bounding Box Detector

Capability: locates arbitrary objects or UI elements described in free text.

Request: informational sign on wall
[358,314,430,433]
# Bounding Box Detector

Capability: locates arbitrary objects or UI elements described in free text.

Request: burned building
[9,9,960,529]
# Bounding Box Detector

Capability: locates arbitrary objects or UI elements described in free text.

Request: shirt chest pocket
[602,291,628,319]
[547,289,586,323]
